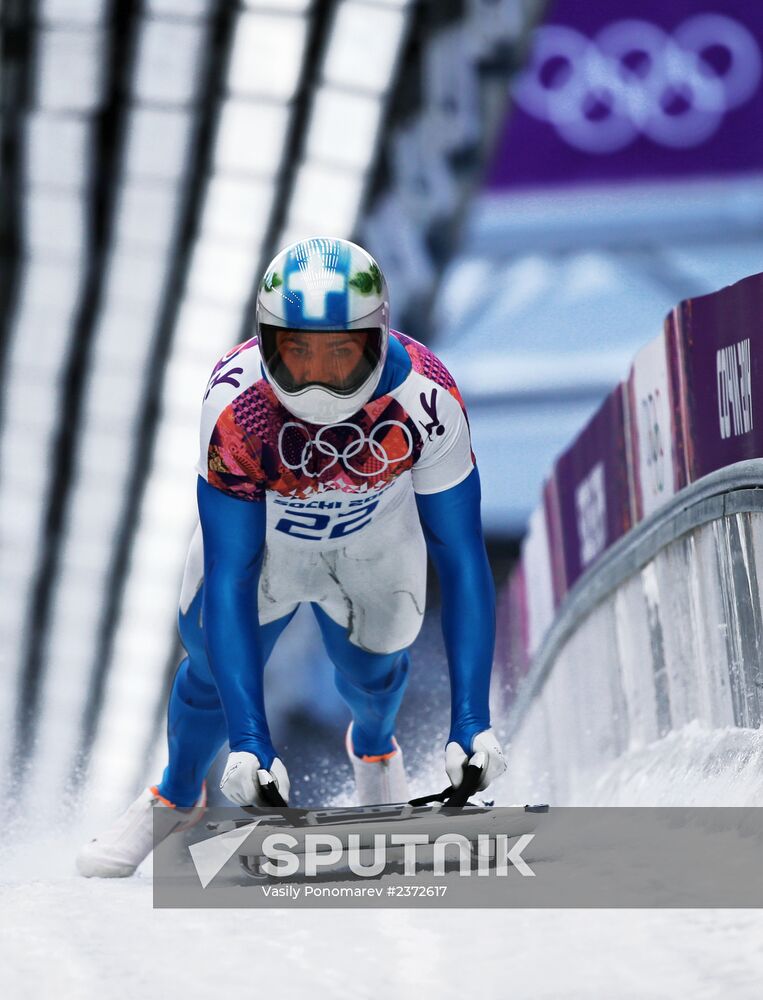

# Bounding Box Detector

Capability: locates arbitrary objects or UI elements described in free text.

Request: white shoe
[345,723,410,805]
[76,783,207,878]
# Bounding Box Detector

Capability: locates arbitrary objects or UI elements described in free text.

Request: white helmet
[256,237,390,425]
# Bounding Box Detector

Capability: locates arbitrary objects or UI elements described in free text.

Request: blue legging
[157,588,410,807]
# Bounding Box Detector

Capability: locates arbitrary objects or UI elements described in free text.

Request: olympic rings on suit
[512,14,762,153]
[278,421,414,478]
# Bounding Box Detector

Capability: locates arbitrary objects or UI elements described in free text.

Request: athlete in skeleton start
[78,237,506,878]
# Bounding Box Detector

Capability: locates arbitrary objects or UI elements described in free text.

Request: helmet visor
[260,325,383,397]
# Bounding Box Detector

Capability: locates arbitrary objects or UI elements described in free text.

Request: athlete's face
[276,330,368,389]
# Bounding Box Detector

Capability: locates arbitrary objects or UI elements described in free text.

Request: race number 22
[275,501,379,541]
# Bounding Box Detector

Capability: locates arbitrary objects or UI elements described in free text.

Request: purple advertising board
[493,565,530,711]
[488,0,763,190]
[553,384,633,592]
[669,270,763,482]
[543,475,567,607]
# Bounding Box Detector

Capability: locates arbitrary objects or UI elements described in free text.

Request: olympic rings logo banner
[488,1,763,187]
[514,15,760,154]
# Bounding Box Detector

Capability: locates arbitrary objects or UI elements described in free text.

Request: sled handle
[259,782,288,808]
[408,759,485,809]
[239,772,288,810]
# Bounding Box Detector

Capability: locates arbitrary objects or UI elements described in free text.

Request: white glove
[445,729,506,792]
[220,751,290,806]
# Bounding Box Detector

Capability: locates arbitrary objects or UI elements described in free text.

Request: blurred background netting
[1,0,762,811]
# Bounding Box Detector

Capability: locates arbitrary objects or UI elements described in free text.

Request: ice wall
[505,496,763,803]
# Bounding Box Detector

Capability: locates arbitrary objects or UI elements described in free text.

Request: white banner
[523,504,555,656]
[629,333,676,520]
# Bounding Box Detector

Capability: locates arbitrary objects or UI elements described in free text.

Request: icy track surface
[3,724,763,1000]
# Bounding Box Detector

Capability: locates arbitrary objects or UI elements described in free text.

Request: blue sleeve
[414,467,495,753]
[196,476,277,767]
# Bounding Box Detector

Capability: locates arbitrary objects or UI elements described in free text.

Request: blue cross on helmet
[256,237,390,425]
